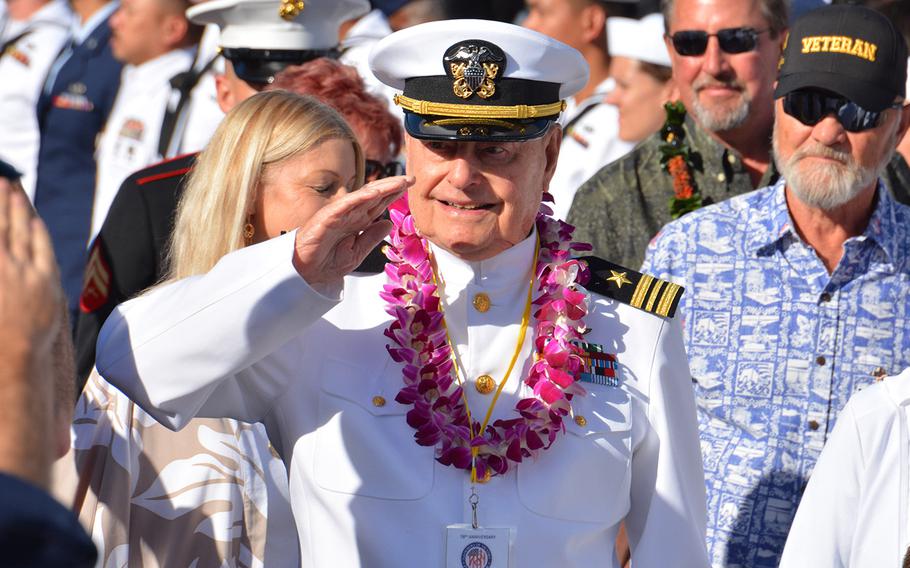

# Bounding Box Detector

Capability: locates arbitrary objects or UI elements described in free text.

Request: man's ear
[896,103,910,142]
[580,2,607,44]
[162,13,189,48]
[541,123,562,190]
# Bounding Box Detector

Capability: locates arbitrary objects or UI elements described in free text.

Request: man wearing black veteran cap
[642,3,910,567]
[95,18,711,568]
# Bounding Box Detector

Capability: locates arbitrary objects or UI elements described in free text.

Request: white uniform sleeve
[625,316,710,567]
[96,232,341,430]
[779,403,862,568]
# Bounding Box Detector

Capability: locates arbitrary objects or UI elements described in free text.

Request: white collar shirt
[97,230,709,567]
[780,370,910,568]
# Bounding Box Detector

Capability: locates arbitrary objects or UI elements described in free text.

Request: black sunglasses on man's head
[669,27,767,56]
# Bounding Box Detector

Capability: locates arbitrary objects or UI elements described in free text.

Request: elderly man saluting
[94,18,709,568]
[643,4,910,567]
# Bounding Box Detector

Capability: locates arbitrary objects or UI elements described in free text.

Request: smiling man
[642,4,910,566]
[95,18,710,568]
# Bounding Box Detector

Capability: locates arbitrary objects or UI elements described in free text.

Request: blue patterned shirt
[642,178,910,568]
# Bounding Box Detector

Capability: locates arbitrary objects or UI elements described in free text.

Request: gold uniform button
[475,374,496,395]
[727,153,737,165]
[372,396,386,407]
[574,415,587,427]
[472,292,491,313]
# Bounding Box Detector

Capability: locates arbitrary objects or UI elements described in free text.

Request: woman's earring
[243,221,255,243]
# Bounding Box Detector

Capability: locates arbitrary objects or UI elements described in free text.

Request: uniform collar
[123,47,195,87]
[749,176,903,266]
[429,230,538,298]
[72,1,116,44]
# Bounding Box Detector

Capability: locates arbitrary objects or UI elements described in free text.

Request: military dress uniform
[0,0,71,199]
[34,3,122,324]
[90,47,194,241]
[75,152,195,387]
[97,19,709,568]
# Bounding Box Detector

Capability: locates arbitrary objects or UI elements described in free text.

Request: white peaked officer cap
[188,0,369,84]
[607,14,672,68]
[369,19,589,142]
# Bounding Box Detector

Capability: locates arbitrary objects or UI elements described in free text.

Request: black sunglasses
[782,90,903,133]
[365,159,405,180]
[669,27,767,56]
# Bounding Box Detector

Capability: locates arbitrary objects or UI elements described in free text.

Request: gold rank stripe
[656,282,682,318]
[394,94,565,120]
[645,279,665,313]
[630,274,654,309]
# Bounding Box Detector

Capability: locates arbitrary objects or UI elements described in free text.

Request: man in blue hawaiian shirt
[642,4,910,567]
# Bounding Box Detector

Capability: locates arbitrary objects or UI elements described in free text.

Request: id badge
[445,524,513,568]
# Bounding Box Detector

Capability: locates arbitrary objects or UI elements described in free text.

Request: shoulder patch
[578,255,684,318]
[80,239,111,313]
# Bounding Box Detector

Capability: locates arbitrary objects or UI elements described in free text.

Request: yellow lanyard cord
[431,239,540,483]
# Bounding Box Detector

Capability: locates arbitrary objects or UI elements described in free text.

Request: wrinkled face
[523,0,586,51]
[606,57,675,143]
[110,0,175,65]
[405,129,560,261]
[252,138,358,241]
[772,97,905,211]
[666,0,780,133]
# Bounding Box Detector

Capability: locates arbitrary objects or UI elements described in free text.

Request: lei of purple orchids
[380,195,593,480]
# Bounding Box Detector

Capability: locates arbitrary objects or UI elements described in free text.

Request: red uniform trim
[136,166,192,186]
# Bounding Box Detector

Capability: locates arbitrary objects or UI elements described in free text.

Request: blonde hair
[165,90,364,281]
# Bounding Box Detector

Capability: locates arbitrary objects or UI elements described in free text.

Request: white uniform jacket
[97,230,709,568]
[91,48,194,241]
[548,79,633,221]
[780,370,910,568]
[0,0,71,199]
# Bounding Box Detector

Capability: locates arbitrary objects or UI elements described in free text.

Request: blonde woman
[55,91,369,567]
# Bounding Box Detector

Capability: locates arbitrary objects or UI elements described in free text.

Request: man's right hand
[293,175,412,286]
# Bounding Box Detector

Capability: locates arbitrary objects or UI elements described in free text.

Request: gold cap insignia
[279,0,304,21]
[443,40,505,100]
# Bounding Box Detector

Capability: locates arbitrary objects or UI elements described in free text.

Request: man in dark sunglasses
[642,5,910,568]
[568,0,787,270]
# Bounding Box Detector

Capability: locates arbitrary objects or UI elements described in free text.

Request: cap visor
[403,113,555,142]
[775,72,896,111]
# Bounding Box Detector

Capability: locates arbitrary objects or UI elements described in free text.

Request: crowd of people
[1,0,910,566]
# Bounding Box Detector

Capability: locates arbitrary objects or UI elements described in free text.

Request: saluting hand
[293,175,412,286]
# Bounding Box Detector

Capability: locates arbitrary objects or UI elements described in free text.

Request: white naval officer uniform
[0,0,71,200]
[90,47,194,241]
[97,229,710,568]
[548,78,633,221]
[780,370,910,568]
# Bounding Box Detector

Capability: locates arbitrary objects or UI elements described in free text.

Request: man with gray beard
[641,4,910,566]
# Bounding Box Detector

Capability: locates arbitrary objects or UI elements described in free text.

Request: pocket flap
[320,356,406,417]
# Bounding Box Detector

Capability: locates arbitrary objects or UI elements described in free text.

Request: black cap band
[223,47,340,85]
